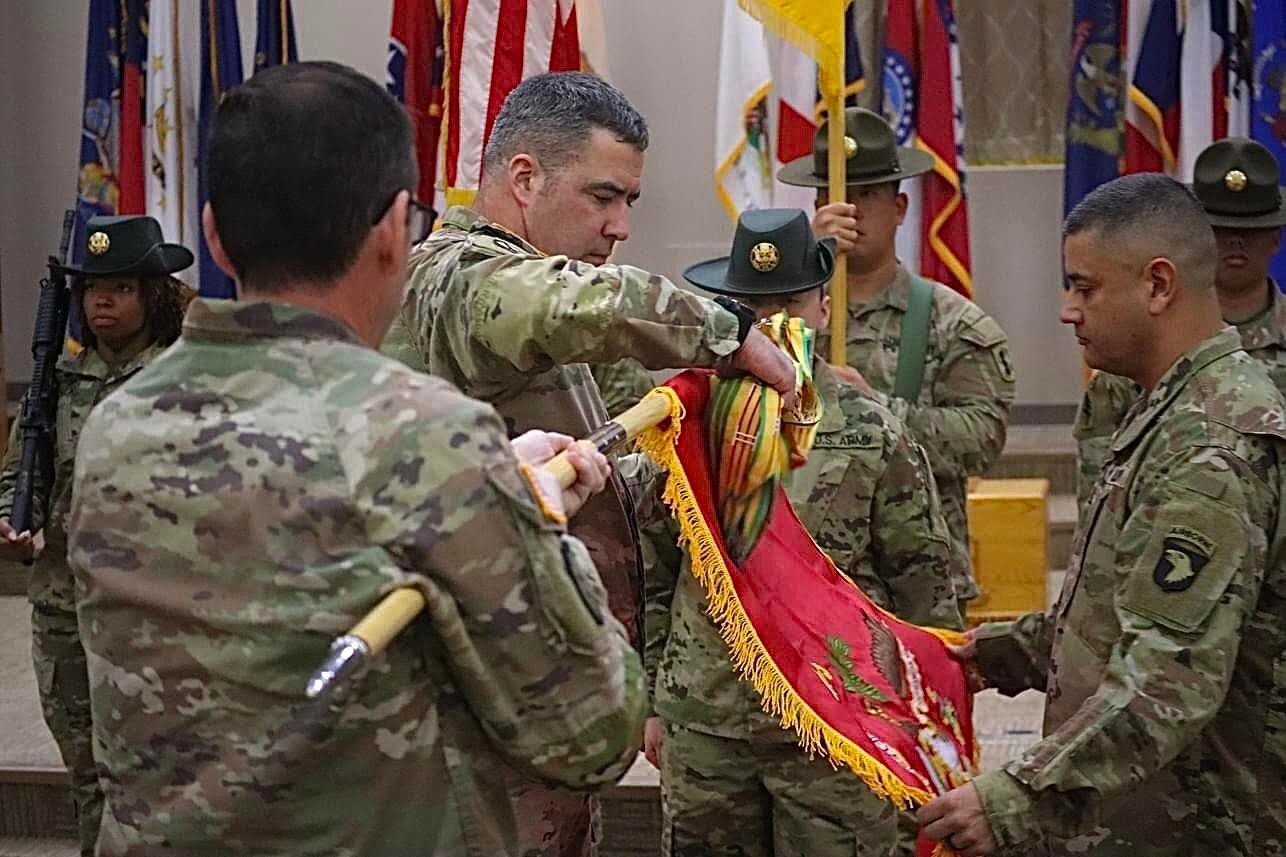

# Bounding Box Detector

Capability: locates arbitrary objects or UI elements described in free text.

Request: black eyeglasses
[373,190,437,245]
[408,198,436,245]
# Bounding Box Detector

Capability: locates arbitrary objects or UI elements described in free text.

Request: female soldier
[0,215,191,856]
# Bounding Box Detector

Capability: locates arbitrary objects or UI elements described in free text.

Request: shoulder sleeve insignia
[517,462,568,527]
[1153,527,1214,592]
[992,344,1016,384]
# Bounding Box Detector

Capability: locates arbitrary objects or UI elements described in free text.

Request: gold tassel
[637,387,939,810]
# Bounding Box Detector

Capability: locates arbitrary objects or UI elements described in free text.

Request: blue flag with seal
[255,0,299,73]
[1251,0,1286,286]
[1064,0,1123,216]
[198,0,244,298]
[75,0,123,258]
[71,0,127,345]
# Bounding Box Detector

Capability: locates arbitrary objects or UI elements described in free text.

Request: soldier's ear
[1143,256,1179,315]
[508,153,541,206]
[202,204,238,283]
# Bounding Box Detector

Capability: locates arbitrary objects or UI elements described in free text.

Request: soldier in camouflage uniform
[919,175,1286,856]
[590,358,655,417]
[0,214,191,857]
[645,209,964,857]
[1076,138,1286,503]
[380,72,799,857]
[67,62,644,857]
[784,108,1016,608]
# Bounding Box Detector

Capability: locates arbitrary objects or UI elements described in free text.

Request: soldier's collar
[811,360,849,433]
[1232,279,1286,351]
[442,205,544,256]
[181,298,363,345]
[1110,327,1244,454]
[56,340,167,381]
[846,262,911,321]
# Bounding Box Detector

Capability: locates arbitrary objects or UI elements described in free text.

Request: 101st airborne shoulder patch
[1153,526,1214,592]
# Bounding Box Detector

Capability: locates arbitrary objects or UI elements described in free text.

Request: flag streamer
[637,370,976,857]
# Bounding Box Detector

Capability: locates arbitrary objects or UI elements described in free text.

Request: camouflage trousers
[31,603,102,857]
[660,722,905,857]
[510,772,601,857]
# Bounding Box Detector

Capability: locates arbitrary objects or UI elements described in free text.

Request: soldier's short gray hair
[482,72,649,177]
[1064,173,1217,290]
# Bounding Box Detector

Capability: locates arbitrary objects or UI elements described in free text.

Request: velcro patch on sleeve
[518,462,568,527]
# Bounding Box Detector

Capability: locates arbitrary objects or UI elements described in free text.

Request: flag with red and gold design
[884,0,972,298]
[637,365,978,857]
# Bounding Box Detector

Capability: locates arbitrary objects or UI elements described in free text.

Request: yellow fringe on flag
[736,0,851,97]
[638,385,949,810]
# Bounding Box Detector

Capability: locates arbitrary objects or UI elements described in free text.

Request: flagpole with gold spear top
[730,0,851,365]
[825,21,849,367]
[305,388,675,701]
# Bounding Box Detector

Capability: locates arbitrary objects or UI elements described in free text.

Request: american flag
[442,0,584,208]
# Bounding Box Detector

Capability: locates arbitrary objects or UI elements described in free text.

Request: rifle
[10,211,76,536]
[305,389,674,702]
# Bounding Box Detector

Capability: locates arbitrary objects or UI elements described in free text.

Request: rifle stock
[10,210,76,535]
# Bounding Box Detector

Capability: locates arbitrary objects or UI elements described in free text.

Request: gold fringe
[735,0,844,73]
[636,386,939,810]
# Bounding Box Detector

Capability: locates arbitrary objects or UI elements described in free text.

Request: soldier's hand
[728,328,799,411]
[512,431,611,519]
[0,517,34,562]
[556,439,611,517]
[918,783,998,856]
[812,203,859,254]
[828,362,875,396]
[946,628,978,661]
[643,716,664,769]
[945,629,988,693]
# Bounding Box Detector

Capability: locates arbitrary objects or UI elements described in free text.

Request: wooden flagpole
[826,6,849,366]
[305,389,676,699]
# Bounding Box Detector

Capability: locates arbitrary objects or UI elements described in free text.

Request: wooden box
[965,478,1050,624]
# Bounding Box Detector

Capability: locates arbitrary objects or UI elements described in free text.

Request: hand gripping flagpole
[305,388,675,701]
[825,8,849,367]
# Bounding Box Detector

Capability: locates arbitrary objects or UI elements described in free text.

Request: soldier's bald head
[1064,174,1217,291]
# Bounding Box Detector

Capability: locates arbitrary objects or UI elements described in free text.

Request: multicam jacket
[69,299,645,856]
[972,329,1286,856]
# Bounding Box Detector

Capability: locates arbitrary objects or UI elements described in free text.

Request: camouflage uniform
[968,328,1286,856]
[0,342,167,856]
[843,265,1015,604]
[381,206,743,857]
[67,299,645,857]
[1076,280,1286,504]
[650,360,964,857]
[590,358,655,417]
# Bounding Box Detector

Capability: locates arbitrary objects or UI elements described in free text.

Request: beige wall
[0,0,1081,407]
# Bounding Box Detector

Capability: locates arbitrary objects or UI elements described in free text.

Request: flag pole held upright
[825,62,848,365]
[728,1,851,358]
